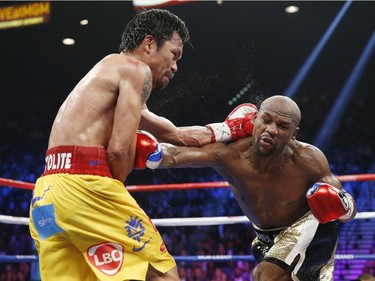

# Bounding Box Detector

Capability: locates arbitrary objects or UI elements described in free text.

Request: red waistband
[42,146,112,178]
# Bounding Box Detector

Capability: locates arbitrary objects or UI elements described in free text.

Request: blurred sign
[133,0,195,10]
[0,2,50,30]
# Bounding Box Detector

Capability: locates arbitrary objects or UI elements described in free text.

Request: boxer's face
[253,106,298,156]
[147,31,183,91]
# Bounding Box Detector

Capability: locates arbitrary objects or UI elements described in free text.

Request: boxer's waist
[252,224,284,245]
[42,146,112,178]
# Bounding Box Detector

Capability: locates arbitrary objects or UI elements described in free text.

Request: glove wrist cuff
[339,194,354,220]
[206,123,231,143]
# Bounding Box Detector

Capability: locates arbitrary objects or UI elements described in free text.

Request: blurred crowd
[0,89,374,280]
[0,138,374,280]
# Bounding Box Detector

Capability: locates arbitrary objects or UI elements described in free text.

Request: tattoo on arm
[141,67,152,104]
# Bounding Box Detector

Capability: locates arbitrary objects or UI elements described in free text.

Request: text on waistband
[45,153,72,171]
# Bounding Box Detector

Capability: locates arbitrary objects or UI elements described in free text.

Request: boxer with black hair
[29,8,255,281]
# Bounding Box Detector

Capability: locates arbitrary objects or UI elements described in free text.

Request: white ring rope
[1,212,374,227]
[0,215,29,225]
[2,254,375,263]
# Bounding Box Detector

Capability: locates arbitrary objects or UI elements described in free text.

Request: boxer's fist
[306,182,354,224]
[206,103,257,143]
[135,130,162,169]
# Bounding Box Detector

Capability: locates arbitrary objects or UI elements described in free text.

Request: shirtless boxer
[153,95,357,281]
[29,9,255,281]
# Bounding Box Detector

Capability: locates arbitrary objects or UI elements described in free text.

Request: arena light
[285,5,299,14]
[284,0,352,98]
[80,19,89,26]
[62,38,75,46]
[132,0,195,10]
[313,31,375,151]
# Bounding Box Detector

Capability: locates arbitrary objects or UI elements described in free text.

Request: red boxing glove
[134,130,162,170]
[206,103,257,143]
[306,182,354,224]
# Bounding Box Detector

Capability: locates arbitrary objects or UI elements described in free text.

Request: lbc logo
[87,242,124,276]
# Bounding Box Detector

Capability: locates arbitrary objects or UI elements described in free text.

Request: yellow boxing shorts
[29,146,176,281]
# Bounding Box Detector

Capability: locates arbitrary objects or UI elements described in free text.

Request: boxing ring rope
[1,174,375,264]
[2,212,375,227]
[1,173,374,191]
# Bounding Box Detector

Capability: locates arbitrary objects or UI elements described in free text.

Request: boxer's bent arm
[318,173,357,222]
[159,142,223,168]
[305,144,357,222]
[108,64,151,182]
[140,105,212,147]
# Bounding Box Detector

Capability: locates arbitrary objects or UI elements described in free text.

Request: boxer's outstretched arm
[139,104,212,147]
[139,103,257,147]
[159,142,224,169]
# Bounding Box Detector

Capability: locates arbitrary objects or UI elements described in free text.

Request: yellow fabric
[29,174,176,281]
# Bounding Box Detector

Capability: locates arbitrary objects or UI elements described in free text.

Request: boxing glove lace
[206,103,257,143]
